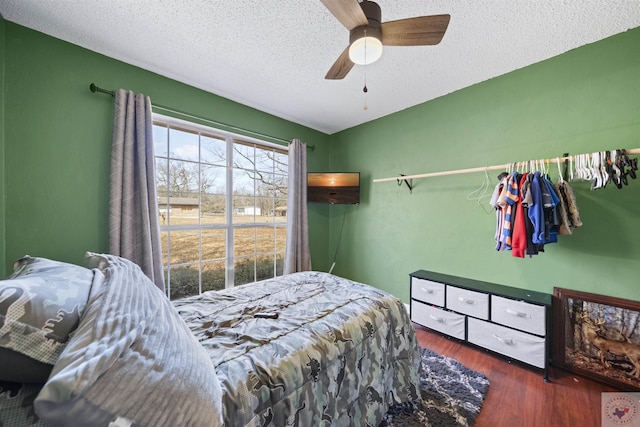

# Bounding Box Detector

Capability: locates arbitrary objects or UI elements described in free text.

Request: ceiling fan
[321,0,450,79]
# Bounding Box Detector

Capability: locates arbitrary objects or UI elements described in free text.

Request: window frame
[153,113,288,299]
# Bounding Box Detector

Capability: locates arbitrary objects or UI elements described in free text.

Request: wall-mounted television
[307,172,360,204]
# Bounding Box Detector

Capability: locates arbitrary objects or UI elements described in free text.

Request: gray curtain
[110,89,165,291]
[284,139,312,274]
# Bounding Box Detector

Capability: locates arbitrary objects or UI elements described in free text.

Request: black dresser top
[410,270,552,306]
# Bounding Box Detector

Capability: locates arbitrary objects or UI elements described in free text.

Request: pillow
[34,253,224,427]
[0,256,94,383]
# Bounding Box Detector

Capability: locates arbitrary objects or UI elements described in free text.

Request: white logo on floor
[603,392,640,426]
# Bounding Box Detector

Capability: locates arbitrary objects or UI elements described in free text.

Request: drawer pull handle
[429,314,445,323]
[506,308,530,318]
[493,334,515,345]
[458,297,476,305]
[421,287,435,294]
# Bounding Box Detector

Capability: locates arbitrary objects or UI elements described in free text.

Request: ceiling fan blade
[381,14,450,46]
[325,46,355,80]
[320,0,368,30]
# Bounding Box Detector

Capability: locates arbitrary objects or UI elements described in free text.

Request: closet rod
[373,148,640,183]
[89,83,315,151]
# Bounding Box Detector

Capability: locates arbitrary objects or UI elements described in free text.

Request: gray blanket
[174,271,421,427]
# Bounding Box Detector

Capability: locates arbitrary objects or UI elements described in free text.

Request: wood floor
[413,324,616,427]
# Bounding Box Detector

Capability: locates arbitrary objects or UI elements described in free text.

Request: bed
[0,254,420,426]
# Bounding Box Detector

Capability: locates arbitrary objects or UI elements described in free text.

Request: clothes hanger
[556,157,564,183]
[620,148,638,181]
[581,153,591,181]
[591,152,601,190]
[467,168,493,214]
[611,149,625,187]
[580,154,587,180]
[599,151,610,189]
[542,159,549,177]
[569,155,574,181]
[574,154,582,180]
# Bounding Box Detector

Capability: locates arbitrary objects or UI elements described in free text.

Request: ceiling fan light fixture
[323,0,449,80]
[348,36,383,65]
[348,23,383,65]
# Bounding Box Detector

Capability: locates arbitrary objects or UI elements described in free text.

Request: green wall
[1,22,331,272]
[329,27,640,302]
[2,20,639,304]
[0,15,5,277]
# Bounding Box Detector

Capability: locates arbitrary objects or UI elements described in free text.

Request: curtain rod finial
[89,83,115,97]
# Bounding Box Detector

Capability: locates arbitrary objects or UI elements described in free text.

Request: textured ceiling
[1,1,639,134]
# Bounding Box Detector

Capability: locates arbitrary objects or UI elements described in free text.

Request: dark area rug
[381,347,490,427]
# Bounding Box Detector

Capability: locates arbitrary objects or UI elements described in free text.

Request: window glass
[169,128,199,162]
[154,116,288,299]
[201,135,226,166]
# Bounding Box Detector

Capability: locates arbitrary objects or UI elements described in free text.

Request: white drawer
[411,277,445,306]
[446,286,489,320]
[491,295,546,336]
[411,300,465,340]
[468,317,546,369]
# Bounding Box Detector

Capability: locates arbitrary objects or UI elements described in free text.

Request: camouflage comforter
[173,271,421,427]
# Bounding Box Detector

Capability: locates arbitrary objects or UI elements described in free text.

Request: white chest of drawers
[409,270,552,380]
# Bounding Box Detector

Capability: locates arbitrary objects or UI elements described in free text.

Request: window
[153,115,288,300]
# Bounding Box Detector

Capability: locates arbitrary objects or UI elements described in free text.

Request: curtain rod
[373,148,640,183]
[89,83,315,151]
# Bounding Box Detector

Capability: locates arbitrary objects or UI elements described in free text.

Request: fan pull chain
[363,76,368,110]
[363,29,368,110]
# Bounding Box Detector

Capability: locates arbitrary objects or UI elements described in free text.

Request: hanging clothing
[483,150,640,258]
[520,174,540,256]
[491,167,582,258]
[563,181,583,228]
[541,176,561,243]
[511,173,528,258]
[553,181,572,235]
[554,180,583,233]
[528,172,545,245]
[490,176,508,250]
[498,172,520,251]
